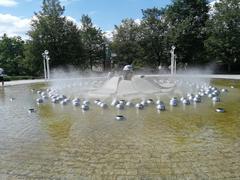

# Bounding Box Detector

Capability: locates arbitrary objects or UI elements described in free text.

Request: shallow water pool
[0,79,240,179]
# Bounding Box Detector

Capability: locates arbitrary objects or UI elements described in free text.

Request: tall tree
[80,15,106,70]
[140,7,168,67]
[0,34,26,75]
[205,0,240,72]
[112,18,143,67]
[26,0,84,75]
[164,0,209,65]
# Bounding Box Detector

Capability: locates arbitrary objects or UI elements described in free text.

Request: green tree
[112,18,143,67]
[0,34,26,75]
[140,7,168,67]
[205,0,240,72]
[80,15,106,70]
[164,0,209,65]
[26,0,84,75]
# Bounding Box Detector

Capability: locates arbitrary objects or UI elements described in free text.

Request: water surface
[0,79,240,179]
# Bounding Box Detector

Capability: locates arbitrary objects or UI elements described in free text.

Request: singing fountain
[0,66,240,179]
[88,66,176,98]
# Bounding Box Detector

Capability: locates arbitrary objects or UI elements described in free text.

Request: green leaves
[164,0,209,65]
[25,1,107,75]
[205,0,240,70]
[26,0,85,75]
[112,19,143,67]
[139,8,168,67]
[1,0,239,76]
[42,0,64,17]
[80,15,106,70]
[0,34,25,75]
[111,0,211,69]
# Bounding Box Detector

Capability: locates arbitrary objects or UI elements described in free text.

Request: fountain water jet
[88,66,176,99]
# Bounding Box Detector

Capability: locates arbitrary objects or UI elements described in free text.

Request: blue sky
[59,0,170,30]
[0,0,214,39]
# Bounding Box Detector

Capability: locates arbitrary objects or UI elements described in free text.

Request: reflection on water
[39,105,73,140]
[0,79,240,179]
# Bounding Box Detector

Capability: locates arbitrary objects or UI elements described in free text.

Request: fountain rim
[3,74,240,87]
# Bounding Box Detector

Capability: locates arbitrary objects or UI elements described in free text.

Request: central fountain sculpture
[35,63,227,115]
[88,64,176,98]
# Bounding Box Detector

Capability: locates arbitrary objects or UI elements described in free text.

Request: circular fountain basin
[0,77,240,179]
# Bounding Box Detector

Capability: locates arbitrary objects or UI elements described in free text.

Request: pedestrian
[184,63,188,71]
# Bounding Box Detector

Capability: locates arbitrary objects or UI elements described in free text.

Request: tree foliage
[1,0,239,76]
[140,7,169,67]
[80,15,106,70]
[26,0,84,75]
[205,0,240,71]
[0,34,26,75]
[111,0,210,69]
[112,19,143,67]
[164,0,209,65]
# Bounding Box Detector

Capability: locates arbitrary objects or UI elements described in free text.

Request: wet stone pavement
[0,81,240,179]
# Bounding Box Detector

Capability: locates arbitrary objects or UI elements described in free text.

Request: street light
[46,56,50,79]
[42,52,47,80]
[170,46,176,75]
[104,43,111,71]
[42,50,50,80]
[174,54,177,74]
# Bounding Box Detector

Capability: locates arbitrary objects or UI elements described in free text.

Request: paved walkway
[4,79,45,86]
[148,74,240,79]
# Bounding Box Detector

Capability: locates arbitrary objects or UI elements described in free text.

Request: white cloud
[0,13,110,41]
[0,13,31,39]
[134,18,141,25]
[0,0,18,7]
[208,0,220,15]
[60,0,81,5]
[209,0,219,8]
[104,30,113,41]
[65,16,77,23]
[0,14,82,39]
[65,16,83,28]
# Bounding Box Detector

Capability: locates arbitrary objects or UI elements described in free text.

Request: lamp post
[103,43,112,71]
[46,56,50,79]
[42,51,47,80]
[42,50,50,80]
[170,46,176,75]
[111,53,116,70]
[174,54,177,74]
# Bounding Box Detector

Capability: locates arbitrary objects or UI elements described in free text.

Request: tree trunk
[227,63,231,73]
[90,58,92,71]
[103,59,106,72]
